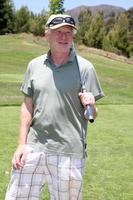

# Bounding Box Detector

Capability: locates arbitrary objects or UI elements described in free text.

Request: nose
[61,32,68,40]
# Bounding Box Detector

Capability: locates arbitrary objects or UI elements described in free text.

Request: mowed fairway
[0,34,133,200]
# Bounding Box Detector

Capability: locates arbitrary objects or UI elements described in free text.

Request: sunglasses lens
[52,17,63,25]
[65,17,75,25]
[48,17,75,27]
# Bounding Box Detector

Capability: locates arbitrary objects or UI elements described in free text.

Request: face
[45,26,74,54]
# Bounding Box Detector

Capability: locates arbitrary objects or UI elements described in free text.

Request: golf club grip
[82,87,94,123]
[86,105,94,123]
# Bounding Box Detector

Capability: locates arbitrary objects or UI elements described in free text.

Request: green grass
[78,49,133,105]
[0,33,48,105]
[1,105,133,200]
[0,33,133,199]
[0,34,133,106]
[84,105,133,200]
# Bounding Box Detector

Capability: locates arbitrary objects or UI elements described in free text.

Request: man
[5,14,104,200]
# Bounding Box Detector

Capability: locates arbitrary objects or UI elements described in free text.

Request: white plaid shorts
[5,150,85,200]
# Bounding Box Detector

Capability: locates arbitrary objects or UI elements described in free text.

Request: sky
[13,0,133,14]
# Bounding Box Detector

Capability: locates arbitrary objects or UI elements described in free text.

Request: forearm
[12,97,33,169]
[18,97,33,146]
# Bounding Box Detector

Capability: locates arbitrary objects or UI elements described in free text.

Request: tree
[48,0,65,14]
[0,0,15,34]
[75,9,92,44]
[126,8,133,32]
[15,6,30,33]
[30,10,48,36]
[126,8,133,57]
[84,11,105,49]
[104,11,116,34]
[103,13,129,56]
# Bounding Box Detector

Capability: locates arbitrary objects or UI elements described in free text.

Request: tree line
[0,0,133,58]
[75,9,133,58]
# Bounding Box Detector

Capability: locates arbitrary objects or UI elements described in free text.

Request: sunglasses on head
[48,17,75,27]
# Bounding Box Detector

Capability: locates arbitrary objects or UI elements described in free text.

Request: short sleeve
[20,62,33,97]
[76,55,104,101]
[84,66,105,101]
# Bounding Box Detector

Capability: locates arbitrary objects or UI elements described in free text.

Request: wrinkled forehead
[46,26,73,36]
[52,25,74,32]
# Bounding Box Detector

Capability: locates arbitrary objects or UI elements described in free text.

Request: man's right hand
[12,145,26,170]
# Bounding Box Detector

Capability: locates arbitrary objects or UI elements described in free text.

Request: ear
[45,30,49,42]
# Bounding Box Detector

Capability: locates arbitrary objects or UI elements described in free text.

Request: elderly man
[5,14,104,200]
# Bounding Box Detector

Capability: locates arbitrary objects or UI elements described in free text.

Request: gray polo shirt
[21,48,104,158]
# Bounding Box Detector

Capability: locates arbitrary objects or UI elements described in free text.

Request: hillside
[0,33,133,106]
[66,4,125,22]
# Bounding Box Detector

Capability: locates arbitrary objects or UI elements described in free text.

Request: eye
[66,31,73,36]
[67,31,72,34]
[56,31,61,35]
[56,30,72,37]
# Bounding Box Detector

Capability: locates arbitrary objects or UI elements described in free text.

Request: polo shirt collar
[44,47,76,64]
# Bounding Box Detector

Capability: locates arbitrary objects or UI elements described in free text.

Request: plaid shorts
[5,150,85,200]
